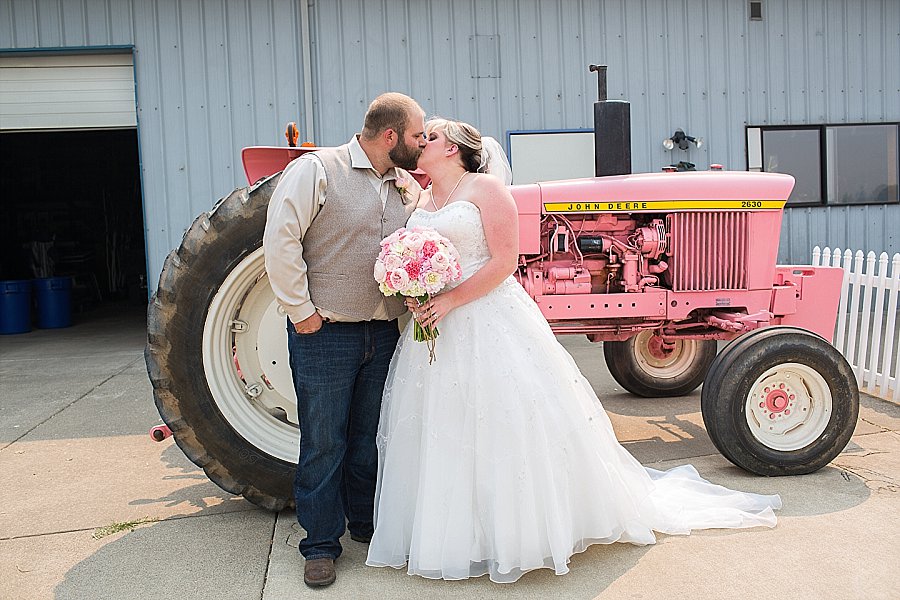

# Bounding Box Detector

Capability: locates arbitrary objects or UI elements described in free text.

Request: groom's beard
[389,139,422,171]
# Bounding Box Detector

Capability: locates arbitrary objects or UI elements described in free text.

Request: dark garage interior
[0,129,148,323]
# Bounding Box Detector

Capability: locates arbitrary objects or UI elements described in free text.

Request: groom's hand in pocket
[293,311,324,334]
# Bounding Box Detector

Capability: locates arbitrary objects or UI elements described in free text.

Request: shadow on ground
[127,444,250,512]
[54,509,275,600]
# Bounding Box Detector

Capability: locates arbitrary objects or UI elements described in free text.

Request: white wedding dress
[366,200,781,583]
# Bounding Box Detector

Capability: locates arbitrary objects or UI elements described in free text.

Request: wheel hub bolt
[765,389,790,413]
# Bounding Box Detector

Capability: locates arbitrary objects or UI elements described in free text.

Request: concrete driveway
[1,307,898,599]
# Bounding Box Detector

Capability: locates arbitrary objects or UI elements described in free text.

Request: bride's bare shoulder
[470,173,516,213]
[469,172,507,195]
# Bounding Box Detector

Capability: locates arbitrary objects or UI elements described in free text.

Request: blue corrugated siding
[781,203,899,263]
[1,0,897,287]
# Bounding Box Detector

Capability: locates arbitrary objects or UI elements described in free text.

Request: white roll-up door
[0,53,136,131]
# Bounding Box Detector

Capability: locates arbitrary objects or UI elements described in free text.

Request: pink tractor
[146,68,858,510]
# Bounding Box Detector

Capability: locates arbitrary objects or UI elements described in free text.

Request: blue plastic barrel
[33,276,73,329]
[0,280,32,334]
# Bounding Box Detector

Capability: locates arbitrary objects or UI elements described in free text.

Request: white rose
[406,280,425,297]
[423,271,444,294]
[373,261,387,283]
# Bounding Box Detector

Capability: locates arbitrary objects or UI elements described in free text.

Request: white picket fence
[812,247,900,402]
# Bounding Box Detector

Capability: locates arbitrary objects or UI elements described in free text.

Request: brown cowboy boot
[304,557,336,587]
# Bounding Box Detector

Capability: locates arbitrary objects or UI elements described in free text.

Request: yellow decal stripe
[543,200,786,212]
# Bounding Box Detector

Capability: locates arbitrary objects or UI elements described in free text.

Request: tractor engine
[517,213,668,297]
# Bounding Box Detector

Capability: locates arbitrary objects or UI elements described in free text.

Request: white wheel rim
[634,331,698,379]
[744,362,833,451]
[202,247,299,463]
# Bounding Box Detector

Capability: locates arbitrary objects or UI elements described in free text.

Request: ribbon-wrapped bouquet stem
[374,226,462,363]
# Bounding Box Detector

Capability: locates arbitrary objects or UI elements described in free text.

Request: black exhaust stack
[590,65,631,177]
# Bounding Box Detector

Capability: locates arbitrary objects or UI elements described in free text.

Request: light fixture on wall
[663,129,703,151]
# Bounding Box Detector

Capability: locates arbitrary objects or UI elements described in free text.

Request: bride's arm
[421,175,519,325]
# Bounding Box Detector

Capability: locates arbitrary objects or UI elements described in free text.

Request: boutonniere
[395,175,414,205]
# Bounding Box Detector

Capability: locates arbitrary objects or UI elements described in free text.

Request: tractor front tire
[701,326,859,476]
[603,332,717,398]
[146,175,298,510]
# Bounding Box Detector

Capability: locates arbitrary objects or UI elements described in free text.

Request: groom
[263,92,426,587]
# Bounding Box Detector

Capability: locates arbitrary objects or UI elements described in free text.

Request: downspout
[300,0,315,143]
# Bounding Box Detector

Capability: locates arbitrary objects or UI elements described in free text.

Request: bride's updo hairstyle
[426,118,484,174]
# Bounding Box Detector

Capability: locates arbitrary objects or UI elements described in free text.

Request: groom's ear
[383,127,398,146]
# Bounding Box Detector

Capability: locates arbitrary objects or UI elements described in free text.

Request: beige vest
[301,144,411,320]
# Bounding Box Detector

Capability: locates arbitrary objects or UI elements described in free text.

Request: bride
[365,118,781,583]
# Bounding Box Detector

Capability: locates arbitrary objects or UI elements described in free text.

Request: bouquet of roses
[374,226,462,363]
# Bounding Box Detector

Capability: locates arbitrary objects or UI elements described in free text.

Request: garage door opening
[0,128,148,315]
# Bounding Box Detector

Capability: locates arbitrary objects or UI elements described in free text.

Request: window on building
[761,128,821,205]
[747,123,900,207]
[827,125,898,204]
[749,1,763,21]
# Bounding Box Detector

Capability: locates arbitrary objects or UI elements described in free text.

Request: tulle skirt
[366,278,781,583]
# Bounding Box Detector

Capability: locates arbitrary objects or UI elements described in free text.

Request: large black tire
[603,332,717,397]
[701,326,859,476]
[145,175,296,510]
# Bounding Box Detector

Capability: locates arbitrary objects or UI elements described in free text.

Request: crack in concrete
[0,507,262,542]
[840,450,891,459]
[846,429,899,438]
[259,512,279,600]
[0,355,144,453]
[833,463,899,493]
[858,417,891,432]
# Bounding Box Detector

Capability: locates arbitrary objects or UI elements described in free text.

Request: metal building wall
[2,0,898,286]
[0,0,313,288]
[309,0,899,263]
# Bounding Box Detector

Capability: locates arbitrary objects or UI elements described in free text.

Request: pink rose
[388,269,410,291]
[383,254,402,271]
[403,231,425,251]
[429,251,451,272]
[395,176,411,193]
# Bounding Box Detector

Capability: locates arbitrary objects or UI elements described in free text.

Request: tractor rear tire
[701,326,859,476]
[145,175,297,511]
[603,333,717,398]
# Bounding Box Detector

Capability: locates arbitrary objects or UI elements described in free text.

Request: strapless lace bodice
[408,200,491,283]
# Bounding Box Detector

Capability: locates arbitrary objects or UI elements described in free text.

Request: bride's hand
[406,297,429,324]
[418,293,456,328]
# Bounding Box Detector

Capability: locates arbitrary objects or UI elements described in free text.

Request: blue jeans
[287,318,400,560]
